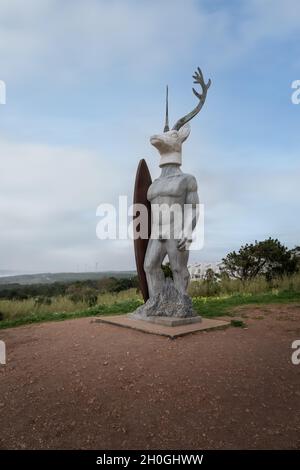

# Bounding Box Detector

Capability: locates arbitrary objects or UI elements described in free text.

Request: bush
[221,238,298,281]
[162,262,173,279]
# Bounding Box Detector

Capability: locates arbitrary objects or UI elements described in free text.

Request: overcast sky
[0,0,299,273]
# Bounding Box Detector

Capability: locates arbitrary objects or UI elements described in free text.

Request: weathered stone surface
[133,315,201,327]
[93,315,229,338]
[131,278,196,319]
[133,67,211,320]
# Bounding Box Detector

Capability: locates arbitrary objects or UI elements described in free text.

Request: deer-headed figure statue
[133,67,211,320]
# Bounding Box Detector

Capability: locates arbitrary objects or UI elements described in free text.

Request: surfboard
[133,159,152,302]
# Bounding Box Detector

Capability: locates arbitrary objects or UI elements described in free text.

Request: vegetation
[192,290,300,318]
[221,238,299,281]
[1,285,300,330]
[0,271,136,286]
[0,276,139,301]
[162,262,173,279]
[188,272,300,297]
[0,289,142,329]
[0,238,299,330]
[230,319,246,328]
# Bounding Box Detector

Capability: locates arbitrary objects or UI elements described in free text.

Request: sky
[0,0,299,273]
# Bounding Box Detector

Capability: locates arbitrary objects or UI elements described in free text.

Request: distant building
[188,262,222,280]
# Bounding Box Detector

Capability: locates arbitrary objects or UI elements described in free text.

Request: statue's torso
[147,173,196,239]
[147,173,193,206]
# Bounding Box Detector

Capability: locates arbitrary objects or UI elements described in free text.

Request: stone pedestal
[93,315,230,339]
[129,315,201,327]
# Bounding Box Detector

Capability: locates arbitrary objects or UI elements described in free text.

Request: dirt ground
[1,304,300,450]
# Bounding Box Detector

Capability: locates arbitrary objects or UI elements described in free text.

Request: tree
[221,238,298,281]
[203,268,220,295]
[203,268,218,283]
[291,246,300,269]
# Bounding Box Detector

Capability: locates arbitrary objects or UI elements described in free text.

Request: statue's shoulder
[181,173,198,191]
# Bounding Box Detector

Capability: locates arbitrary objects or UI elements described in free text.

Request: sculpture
[132,67,211,322]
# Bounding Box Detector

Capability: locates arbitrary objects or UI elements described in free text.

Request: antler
[172,67,211,131]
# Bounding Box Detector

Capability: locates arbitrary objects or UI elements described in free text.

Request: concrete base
[130,315,202,327]
[93,314,230,339]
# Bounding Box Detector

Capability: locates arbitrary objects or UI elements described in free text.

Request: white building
[188,262,222,280]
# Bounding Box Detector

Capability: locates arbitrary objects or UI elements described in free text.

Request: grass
[0,288,140,319]
[0,288,142,330]
[230,319,246,328]
[0,298,143,330]
[192,290,300,318]
[188,273,300,297]
[0,285,300,330]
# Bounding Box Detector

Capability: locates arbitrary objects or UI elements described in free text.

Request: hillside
[0,271,136,286]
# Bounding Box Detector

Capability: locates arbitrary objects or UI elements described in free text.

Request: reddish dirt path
[0,304,300,449]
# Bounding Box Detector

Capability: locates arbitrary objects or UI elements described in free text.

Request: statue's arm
[177,176,199,251]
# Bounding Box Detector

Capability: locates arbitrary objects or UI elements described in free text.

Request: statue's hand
[177,236,192,251]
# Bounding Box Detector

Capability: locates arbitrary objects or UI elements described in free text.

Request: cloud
[0,0,204,82]
[0,136,122,271]
[1,0,300,84]
[0,1,299,272]
[1,132,299,271]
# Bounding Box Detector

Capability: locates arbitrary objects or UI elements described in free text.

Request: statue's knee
[144,257,162,275]
[144,258,154,274]
[170,263,181,275]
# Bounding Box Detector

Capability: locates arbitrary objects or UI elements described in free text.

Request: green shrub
[231,319,246,328]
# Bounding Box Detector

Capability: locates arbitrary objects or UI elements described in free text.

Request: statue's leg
[166,239,190,294]
[144,239,167,298]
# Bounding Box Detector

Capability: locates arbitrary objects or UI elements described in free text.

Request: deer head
[150,67,211,167]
